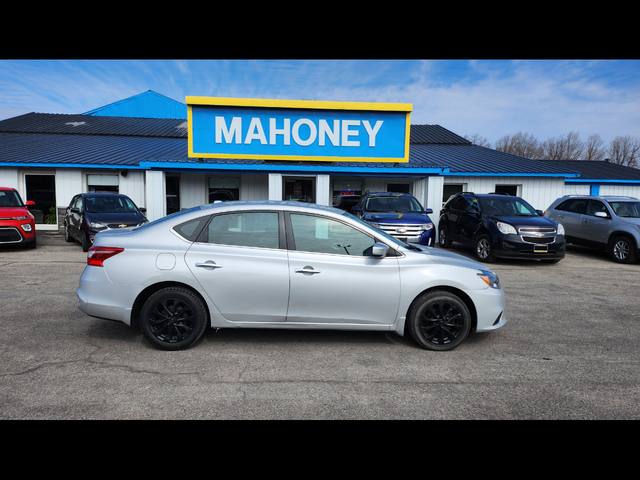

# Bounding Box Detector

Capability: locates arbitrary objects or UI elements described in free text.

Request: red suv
[0,187,37,249]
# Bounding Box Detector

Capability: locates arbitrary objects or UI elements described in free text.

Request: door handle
[295,267,321,274]
[558,214,564,218]
[195,262,223,269]
[581,218,588,223]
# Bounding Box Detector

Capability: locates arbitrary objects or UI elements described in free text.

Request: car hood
[405,244,491,271]
[364,212,432,224]
[491,215,558,228]
[85,211,147,225]
[0,206,31,218]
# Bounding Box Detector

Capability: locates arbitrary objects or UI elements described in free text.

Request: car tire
[609,235,637,264]
[475,234,496,263]
[81,231,90,252]
[407,290,471,351]
[64,223,74,242]
[139,287,208,351]
[438,224,452,248]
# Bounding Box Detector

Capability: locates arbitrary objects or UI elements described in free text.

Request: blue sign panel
[187,97,412,163]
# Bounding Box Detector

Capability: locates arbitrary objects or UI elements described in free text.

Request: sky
[1,59,639,147]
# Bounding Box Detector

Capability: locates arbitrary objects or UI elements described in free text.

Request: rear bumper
[77,266,140,325]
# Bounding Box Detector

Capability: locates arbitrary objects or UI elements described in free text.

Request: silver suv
[545,195,640,264]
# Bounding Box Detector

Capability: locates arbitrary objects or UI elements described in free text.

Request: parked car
[351,191,436,246]
[438,192,566,263]
[77,201,506,351]
[545,195,640,264]
[332,191,361,213]
[0,187,36,249]
[64,193,148,252]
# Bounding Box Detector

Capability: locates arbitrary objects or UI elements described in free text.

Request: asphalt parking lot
[1,231,638,419]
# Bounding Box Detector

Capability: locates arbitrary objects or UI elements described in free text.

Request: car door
[457,196,481,244]
[554,198,588,240]
[184,211,290,323]
[285,212,400,325]
[445,196,467,240]
[579,200,612,245]
[68,195,82,239]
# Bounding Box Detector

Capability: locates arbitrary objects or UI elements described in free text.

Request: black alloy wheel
[140,287,208,351]
[407,290,471,351]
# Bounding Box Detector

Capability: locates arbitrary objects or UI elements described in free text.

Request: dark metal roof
[0,112,187,138]
[0,113,586,177]
[409,125,471,145]
[538,160,640,181]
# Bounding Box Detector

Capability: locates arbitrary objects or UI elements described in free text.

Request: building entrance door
[283,177,315,203]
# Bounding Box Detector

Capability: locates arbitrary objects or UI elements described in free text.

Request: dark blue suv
[351,191,436,246]
[438,192,566,263]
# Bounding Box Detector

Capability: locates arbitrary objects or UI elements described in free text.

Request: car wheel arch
[404,285,478,335]
[608,231,640,249]
[131,281,211,329]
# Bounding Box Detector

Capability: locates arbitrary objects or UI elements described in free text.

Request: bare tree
[541,131,584,160]
[464,133,491,148]
[584,134,607,161]
[607,135,640,168]
[494,132,542,158]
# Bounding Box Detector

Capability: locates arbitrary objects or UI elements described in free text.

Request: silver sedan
[77,201,506,351]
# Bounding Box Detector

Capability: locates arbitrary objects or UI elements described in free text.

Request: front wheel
[140,287,208,351]
[407,290,471,351]
[609,235,637,264]
[475,234,496,262]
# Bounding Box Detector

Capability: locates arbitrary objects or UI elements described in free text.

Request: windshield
[365,196,423,213]
[0,190,24,208]
[85,195,139,213]
[478,197,538,216]
[608,201,640,218]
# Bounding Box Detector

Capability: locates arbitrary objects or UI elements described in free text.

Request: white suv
[545,195,640,264]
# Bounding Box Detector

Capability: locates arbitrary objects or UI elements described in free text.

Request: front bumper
[494,236,566,260]
[467,285,507,333]
[0,225,36,245]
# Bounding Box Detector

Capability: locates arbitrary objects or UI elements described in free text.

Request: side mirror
[351,206,361,213]
[140,207,147,213]
[536,210,544,216]
[594,211,609,218]
[371,243,389,257]
[425,208,433,214]
[70,207,80,214]
[466,206,479,216]
[26,200,36,206]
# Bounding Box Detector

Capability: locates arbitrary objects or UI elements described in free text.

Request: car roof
[365,192,413,198]
[558,194,638,201]
[0,186,17,191]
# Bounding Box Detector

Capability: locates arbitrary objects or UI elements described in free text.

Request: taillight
[87,246,124,267]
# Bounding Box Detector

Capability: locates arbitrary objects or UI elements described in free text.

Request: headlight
[422,223,434,231]
[89,221,107,229]
[557,223,565,236]
[496,222,517,234]
[12,216,30,221]
[478,270,500,289]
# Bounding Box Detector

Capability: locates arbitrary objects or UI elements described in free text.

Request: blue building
[1,91,638,232]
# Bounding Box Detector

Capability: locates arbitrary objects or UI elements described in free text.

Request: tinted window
[174,216,210,242]
[560,199,588,214]
[206,212,279,249]
[290,214,375,256]
[586,200,608,216]
[85,195,138,213]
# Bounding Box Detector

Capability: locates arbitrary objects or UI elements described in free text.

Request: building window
[166,174,180,214]
[387,183,411,194]
[25,173,56,225]
[494,184,519,196]
[209,176,239,202]
[87,174,119,193]
[443,184,466,203]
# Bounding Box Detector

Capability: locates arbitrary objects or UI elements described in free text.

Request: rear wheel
[438,225,452,248]
[81,231,90,252]
[140,287,208,351]
[407,290,471,351]
[610,235,637,264]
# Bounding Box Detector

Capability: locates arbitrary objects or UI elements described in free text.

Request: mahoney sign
[186,97,412,163]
